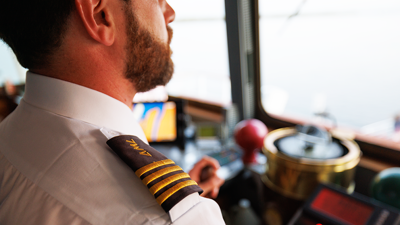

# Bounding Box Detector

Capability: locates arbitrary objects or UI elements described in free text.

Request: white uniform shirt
[0,72,225,225]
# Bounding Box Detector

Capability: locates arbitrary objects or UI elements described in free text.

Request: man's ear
[75,0,115,46]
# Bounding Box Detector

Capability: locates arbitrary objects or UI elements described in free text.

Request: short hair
[0,1,76,69]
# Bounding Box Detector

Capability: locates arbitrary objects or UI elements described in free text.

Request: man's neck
[30,10,138,108]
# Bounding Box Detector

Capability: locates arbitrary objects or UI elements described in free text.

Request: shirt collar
[23,72,148,143]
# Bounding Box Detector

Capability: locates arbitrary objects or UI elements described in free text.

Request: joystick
[234,119,268,164]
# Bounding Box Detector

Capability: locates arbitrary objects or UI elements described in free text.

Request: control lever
[234,119,268,164]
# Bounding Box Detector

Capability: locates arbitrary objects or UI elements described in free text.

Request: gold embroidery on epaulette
[149,173,191,195]
[126,139,152,157]
[142,165,183,186]
[156,180,198,205]
[135,159,175,177]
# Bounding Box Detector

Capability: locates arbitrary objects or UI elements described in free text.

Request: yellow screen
[133,102,177,142]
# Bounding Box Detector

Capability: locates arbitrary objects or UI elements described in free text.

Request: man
[0,0,225,224]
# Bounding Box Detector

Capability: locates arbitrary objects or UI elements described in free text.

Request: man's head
[0,0,175,95]
[0,0,76,69]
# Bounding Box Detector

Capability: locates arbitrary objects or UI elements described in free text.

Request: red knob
[234,119,268,164]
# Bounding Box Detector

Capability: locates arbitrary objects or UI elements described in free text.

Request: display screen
[311,188,374,225]
[133,102,177,142]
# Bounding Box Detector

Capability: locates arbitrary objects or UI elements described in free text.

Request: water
[259,1,400,129]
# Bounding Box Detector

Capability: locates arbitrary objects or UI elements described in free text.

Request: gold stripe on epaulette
[156,180,198,205]
[149,173,191,195]
[135,159,175,177]
[142,165,183,186]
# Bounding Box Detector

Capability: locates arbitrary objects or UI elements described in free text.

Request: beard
[124,6,174,93]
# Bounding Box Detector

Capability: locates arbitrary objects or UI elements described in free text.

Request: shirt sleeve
[171,195,225,225]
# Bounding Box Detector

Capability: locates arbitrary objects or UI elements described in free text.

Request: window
[259,0,400,141]
[0,41,26,85]
[166,0,231,106]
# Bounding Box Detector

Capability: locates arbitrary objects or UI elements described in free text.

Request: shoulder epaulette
[107,135,203,212]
